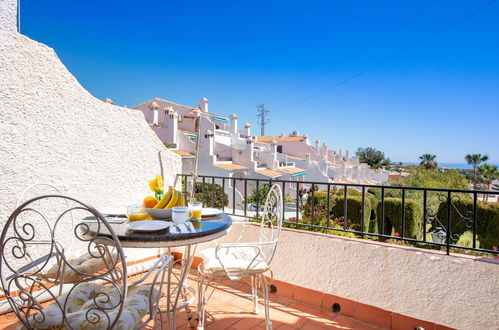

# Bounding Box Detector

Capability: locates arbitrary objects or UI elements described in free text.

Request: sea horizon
[401,162,499,169]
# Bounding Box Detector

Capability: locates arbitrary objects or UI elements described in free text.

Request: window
[277,145,283,153]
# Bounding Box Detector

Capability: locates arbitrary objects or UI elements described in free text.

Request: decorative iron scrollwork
[425,193,474,244]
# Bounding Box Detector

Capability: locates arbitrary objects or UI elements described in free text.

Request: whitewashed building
[133,97,389,205]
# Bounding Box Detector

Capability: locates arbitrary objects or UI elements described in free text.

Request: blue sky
[21,0,499,163]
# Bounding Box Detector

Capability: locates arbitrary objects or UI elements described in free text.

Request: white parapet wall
[192,222,499,330]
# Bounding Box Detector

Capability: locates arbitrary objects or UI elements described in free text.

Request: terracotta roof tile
[171,150,194,157]
[256,136,306,143]
[279,167,306,175]
[132,97,192,111]
[287,155,305,161]
[214,163,249,171]
[177,129,195,134]
[255,168,282,178]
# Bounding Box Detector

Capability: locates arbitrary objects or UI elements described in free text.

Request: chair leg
[260,274,272,330]
[197,273,207,330]
[251,275,259,314]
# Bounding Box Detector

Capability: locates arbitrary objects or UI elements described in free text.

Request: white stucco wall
[0,1,181,219]
[193,223,499,330]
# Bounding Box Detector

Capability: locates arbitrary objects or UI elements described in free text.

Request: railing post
[211,177,215,207]
[222,178,225,213]
[473,192,477,249]
[232,177,236,215]
[423,189,427,242]
[282,181,286,218]
[401,188,406,238]
[343,185,347,230]
[202,176,206,208]
[446,191,451,255]
[381,187,385,235]
[327,184,331,227]
[256,180,260,218]
[361,186,365,233]
[244,179,248,217]
[296,181,300,223]
[311,184,315,226]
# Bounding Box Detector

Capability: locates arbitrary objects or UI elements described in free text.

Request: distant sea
[402,162,499,170]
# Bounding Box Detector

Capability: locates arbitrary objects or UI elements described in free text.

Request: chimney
[229,114,238,134]
[345,149,350,163]
[338,149,343,160]
[244,123,251,136]
[204,130,214,155]
[149,101,160,125]
[199,97,209,112]
[165,106,178,145]
[246,138,254,163]
[305,153,311,168]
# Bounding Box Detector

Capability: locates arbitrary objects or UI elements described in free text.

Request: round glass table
[83,214,232,329]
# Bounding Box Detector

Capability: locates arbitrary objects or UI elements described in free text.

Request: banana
[176,191,185,206]
[154,187,173,209]
[165,189,179,209]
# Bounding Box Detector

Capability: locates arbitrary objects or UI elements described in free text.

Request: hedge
[194,182,228,208]
[302,189,377,232]
[376,198,423,239]
[436,198,499,249]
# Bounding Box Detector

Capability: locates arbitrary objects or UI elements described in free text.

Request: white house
[133,97,389,206]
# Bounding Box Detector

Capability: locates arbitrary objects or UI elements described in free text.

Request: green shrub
[456,231,480,248]
[194,182,228,208]
[302,189,377,232]
[376,198,423,239]
[245,184,270,205]
[436,198,499,249]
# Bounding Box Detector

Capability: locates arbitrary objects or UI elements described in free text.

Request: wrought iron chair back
[257,183,283,264]
[0,195,128,329]
[16,184,75,253]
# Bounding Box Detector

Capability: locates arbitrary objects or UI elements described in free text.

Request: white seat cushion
[44,252,118,283]
[23,282,156,329]
[201,246,270,278]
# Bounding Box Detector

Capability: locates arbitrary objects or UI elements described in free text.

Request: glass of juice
[127,204,148,221]
[188,202,202,221]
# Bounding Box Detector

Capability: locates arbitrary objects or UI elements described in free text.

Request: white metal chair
[0,195,173,329]
[196,184,283,330]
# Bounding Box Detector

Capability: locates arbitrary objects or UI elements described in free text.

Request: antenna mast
[256,104,269,136]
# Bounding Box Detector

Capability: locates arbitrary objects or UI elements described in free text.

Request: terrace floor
[0,267,386,330]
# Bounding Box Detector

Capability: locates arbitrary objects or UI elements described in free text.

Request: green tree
[390,167,469,210]
[355,147,391,169]
[465,154,489,190]
[419,154,438,170]
[478,164,498,201]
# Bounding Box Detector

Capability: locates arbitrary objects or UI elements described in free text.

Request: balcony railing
[179,174,499,256]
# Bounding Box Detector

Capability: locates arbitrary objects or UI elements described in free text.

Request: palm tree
[478,164,498,201]
[465,154,489,190]
[419,154,438,170]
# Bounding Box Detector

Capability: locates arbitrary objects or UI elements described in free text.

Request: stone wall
[0,0,181,220]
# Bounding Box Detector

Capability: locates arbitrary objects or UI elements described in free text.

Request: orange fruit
[143,196,158,208]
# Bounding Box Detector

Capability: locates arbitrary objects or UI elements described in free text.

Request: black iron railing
[179,174,499,256]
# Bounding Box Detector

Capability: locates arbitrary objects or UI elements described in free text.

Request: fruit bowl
[144,208,172,220]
